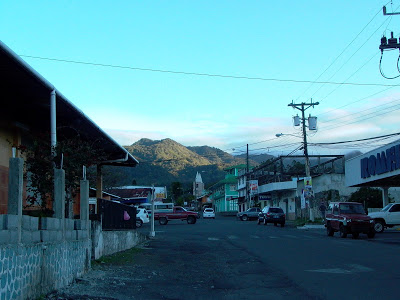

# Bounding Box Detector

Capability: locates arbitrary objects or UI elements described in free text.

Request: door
[387,204,400,225]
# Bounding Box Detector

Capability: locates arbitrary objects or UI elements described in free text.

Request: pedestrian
[319,201,326,221]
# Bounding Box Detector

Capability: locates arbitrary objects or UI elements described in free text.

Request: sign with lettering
[361,144,400,178]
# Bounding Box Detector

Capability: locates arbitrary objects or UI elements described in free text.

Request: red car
[325,202,375,239]
[154,206,198,225]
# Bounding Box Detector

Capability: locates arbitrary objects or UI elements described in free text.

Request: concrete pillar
[54,168,66,219]
[80,179,89,231]
[382,187,389,207]
[96,165,103,214]
[8,157,24,243]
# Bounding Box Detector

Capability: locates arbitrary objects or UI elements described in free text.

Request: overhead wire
[19,54,400,88]
[294,4,386,102]
[312,16,392,101]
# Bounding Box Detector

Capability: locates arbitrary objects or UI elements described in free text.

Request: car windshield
[205,209,213,212]
[339,203,365,214]
[381,204,392,212]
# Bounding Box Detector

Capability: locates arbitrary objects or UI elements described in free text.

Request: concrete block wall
[0,240,90,300]
[90,220,147,260]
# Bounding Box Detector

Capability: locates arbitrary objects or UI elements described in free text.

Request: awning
[0,40,138,167]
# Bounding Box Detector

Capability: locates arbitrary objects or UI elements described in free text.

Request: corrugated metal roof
[0,40,138,167]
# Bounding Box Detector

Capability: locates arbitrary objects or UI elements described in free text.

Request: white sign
[301,189,306,209]
[249,180,258,195]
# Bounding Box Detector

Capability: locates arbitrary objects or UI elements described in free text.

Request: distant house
[209,164,247,213]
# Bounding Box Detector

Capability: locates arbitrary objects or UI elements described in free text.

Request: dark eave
[0,40,138,167]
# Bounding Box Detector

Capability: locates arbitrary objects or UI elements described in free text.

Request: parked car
[203,208,215,219]
[258,206,285,227]
[184,207,201,219]
[325,202,375,238]
[136,208,150,228]
[368,203,400,233]
[154,206,198,225]
[237,207,262,221]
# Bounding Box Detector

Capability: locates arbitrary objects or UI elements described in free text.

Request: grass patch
[92,247,143,266]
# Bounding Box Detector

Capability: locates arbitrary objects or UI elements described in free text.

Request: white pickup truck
[368,203,400,233]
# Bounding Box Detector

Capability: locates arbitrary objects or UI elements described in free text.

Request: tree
[286,160,305,175]
[170,182,183,204]
[349,187,383,209]
[16,132,106,214]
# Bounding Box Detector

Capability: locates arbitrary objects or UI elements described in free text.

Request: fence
[99,198,137,230]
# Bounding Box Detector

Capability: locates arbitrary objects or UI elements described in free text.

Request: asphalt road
[47,216,400,300]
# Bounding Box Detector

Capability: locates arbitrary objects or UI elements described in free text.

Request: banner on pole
[249,180,258,195]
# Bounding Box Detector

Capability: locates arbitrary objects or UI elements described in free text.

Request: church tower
[193,172,205,199]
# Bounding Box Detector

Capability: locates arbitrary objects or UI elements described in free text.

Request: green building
[209,164,247,213]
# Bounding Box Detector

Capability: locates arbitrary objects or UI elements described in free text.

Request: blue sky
[2,1,400,156]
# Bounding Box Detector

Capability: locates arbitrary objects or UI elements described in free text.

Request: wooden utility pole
[288,100,319,221]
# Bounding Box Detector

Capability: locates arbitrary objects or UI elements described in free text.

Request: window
[333,205,339,215]
[270,208,283,213]
[390,204,400,212]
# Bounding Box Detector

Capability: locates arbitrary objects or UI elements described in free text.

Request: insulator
[381,36,387,46]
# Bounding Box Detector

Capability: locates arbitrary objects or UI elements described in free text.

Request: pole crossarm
[383,6,400,16]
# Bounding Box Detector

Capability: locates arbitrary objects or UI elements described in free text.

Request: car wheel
[374,220,384,233]
[159,217,168,225]
[280,222,285,227]
[339,225,347,238]
[136,219,143,228]
[274,223,277,226]
[187,216,196,224]
[241,215,248,221]
[367,230,376,238]
[326,223,334,236]
[263,218,267,225]
[352,232,359,239]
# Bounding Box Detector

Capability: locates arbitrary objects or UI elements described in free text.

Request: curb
[297,225,325,230]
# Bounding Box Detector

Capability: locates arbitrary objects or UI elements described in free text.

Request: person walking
[319,201,327,222]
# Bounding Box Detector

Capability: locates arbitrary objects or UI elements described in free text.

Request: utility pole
[246,144,249,210]
[288,100,319,221]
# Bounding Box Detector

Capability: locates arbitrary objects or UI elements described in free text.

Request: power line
[19,54,400,87]
[312,17,392,101]
[309,131,400,145]
[295,4,385,101]
[320,96,400,125]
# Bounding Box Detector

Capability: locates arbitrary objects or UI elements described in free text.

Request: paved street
[48,217,400,300]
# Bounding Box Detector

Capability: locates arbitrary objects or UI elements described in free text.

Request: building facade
[209,164,246,213]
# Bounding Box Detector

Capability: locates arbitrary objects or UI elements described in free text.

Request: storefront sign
[361,144,400,178]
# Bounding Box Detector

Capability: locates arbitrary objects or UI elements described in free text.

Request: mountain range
[100,138,271,188]
[100,138,360,189]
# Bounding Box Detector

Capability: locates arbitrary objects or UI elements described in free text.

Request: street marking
[208,237,219,241]
[305,264,373,274]
[269,236,278,239]
[250,235,260,239]
[283,235,298,239]
[227,235,238,240]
